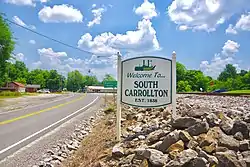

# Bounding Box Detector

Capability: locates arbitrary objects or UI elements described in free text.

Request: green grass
[0,91,39,98]
[224,90,250,94]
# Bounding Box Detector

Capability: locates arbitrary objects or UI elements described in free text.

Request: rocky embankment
[101,95,250,167]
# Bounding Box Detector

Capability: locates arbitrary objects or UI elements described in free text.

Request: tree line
[177,63,250,92]
[0,14,249,93]
[1,60,116,92]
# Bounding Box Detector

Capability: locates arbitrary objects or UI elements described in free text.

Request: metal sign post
[172,51,177,119]
[116,52,122,141]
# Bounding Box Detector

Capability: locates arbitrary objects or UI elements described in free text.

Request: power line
[6,18,98,55]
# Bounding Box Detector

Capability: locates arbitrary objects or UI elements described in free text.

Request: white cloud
[235,12,250,31]
[168,0,250,32]
[226,24,237,34]
[200,40,240,78]
[179,25,188,31]
[222,40,240,56]
[29,40,36,44]
[5,0,35,6]
[38,4,83,23]
[88,7,106,27]
[64,58,84,65]
[38,48,67,57]
[15,53,25,61]
[92,4,96,8]
[40,0,48,3]
[134,0,158,19]
[12,16,36,29]
[78,19,160,55]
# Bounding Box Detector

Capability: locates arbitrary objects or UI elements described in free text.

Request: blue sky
[1,0,250,79]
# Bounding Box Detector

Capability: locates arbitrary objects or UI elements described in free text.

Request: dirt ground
[0,93,73,113]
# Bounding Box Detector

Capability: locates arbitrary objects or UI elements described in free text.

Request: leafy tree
[102,74,116,84]
[67,70,84,92]
[185,70,209,91]
[177,81,192,92]
[27,69,46,88]
[176,62,186,82]
[0,14,15,86]
[46,70,62,91]
[218,64,237,81]
[240,70,248,76]
[83,75,99,86]
[5,61,28,83]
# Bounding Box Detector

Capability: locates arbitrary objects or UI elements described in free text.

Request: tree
[46,70,62,91]
[177,81,192,92]
[0,14,15,86]
[27,69,46,88]
[240,70,248,76]
[67,70,84,92]
[218,64,237,81]
[102,74,116,84]
[176,62,186,82]
[83,75,99,86]
[185,70,209,91]
[5,61,28,84]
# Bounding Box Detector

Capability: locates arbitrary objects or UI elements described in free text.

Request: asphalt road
[0,93,100,160]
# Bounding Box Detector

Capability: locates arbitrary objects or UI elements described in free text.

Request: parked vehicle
[37,89,50,93]
[211,89,227,93]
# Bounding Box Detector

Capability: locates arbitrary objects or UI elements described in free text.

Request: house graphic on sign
[134,60,156,71]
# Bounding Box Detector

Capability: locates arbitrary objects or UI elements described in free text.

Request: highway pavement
[0,93,100,160]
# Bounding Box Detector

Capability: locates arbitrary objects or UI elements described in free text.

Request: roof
[87,86,117,90]
[12,82,25,87]
[26,85,41,88]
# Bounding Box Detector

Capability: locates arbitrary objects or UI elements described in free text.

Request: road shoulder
[0,96,104,167]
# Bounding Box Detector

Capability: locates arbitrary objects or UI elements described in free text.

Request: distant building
[0,82,26,92]
[87,86,117,93]
[25,85,41,93]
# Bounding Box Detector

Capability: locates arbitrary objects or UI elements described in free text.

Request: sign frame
[120,56,173,108]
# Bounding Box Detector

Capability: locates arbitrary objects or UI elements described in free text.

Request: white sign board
[121,56,172,107]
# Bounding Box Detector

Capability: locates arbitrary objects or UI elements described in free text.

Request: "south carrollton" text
[124,81,168,97]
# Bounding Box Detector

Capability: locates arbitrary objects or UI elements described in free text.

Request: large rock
[135,149,167,167]
[165,149,198,167]
[197,148,218,166]
[243,113,250,123]
[167,140,185,159]
[187,122,209,136]
[179,131,193,142]
[146,129,168,144]
[215,151,246,167]
[235,132,244,141]
[187,107,209,118]
[231,120,249,139]
[206,113,221,127]
[187,140,199,150]
[239,140,250,151]
[219,132,240,151]
[219,114,234,135]
[156,130,180,153]
[172,117,200,129]
[112,144,124,158]
[186,157,208,167]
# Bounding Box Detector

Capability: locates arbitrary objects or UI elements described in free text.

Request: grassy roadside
[0,91,39,99]
[224,90,250,94]
[62,97,117,167]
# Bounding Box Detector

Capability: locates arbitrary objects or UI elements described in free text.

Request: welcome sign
[121,56,172,107]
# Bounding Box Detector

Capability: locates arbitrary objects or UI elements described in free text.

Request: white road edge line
[0,93,76,115]
[0,96,99,155]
